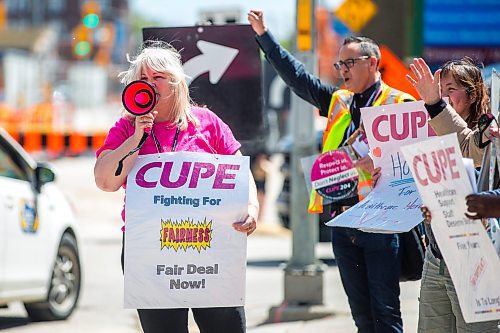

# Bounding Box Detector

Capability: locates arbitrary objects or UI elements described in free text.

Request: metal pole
[289,51,318,269]
[269,0,333,321]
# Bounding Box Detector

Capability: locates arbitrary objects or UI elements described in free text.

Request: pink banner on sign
[311,149,358,201]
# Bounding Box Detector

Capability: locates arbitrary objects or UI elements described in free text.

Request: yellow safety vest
[309,82,416,213]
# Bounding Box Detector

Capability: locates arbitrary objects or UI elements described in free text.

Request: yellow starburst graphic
[160,218,213,253]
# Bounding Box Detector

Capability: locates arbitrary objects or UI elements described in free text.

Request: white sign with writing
[401,133,500,323]
[124,152,249,309]
[327,101,435,232]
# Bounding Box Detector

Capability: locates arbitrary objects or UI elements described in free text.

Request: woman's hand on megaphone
[134,111,158,141]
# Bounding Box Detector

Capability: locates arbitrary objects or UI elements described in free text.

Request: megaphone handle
[138,131,149,147]
[114,132,149,176]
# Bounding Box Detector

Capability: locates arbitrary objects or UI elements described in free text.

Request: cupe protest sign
[124,152,249,308]
[401,133,500,323]
[311,147,359,201]
[327,100,435,232]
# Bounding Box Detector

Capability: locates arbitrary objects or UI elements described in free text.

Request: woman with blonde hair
[94,41,258,333]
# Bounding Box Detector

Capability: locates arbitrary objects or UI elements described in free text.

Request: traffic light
[81,1,100,29]
[72,24,93,59]
[72,1,101,60]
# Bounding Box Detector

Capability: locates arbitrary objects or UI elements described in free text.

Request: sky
[129,0,341,41]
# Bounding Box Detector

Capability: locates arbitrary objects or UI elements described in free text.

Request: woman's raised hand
[406,58,442,105]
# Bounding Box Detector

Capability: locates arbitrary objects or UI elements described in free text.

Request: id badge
[351,131,369,158]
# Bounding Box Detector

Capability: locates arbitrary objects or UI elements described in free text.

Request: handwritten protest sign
[401,133,500,323]
[327,100,435,232]
[124,152,249,308]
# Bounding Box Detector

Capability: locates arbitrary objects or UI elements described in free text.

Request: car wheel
[24,233,81,321]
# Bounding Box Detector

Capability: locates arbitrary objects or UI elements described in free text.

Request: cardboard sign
[124,152,249,308]
[401,133,500,323]
[327,100,435,232]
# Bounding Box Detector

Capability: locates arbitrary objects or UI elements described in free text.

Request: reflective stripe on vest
[322,90,353,152]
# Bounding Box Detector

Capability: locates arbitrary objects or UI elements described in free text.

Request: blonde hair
[118,41,199,129]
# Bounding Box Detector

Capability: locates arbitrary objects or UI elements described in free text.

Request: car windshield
[0,146,28,180]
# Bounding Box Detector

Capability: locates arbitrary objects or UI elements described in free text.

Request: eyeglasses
[473,113,498,148]
[334,56,370,70]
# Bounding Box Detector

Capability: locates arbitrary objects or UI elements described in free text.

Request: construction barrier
[6,129,108,157]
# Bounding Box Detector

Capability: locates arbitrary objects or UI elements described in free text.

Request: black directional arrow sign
[143,25,263,153]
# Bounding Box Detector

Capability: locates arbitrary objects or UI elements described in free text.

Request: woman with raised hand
[407,57,499,332]
[407,57,488,168]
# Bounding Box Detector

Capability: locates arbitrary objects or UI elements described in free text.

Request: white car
[0,128,81,321]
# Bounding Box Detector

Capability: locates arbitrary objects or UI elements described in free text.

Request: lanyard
[151,123,181,153]
[351,84,382,111]
[346,84,383,138]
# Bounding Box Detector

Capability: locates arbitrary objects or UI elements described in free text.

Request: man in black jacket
[248,10,415,333]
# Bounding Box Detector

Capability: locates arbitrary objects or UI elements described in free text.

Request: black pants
[137,307,246,333]
[121,234,246,333]
[331,227,402,333]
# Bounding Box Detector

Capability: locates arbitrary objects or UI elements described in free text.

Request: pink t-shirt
[96,106,241,225]
[97,106,240,157]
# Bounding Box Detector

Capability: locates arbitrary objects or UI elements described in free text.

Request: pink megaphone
[121,80,157,116]
[115,80,158,177]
